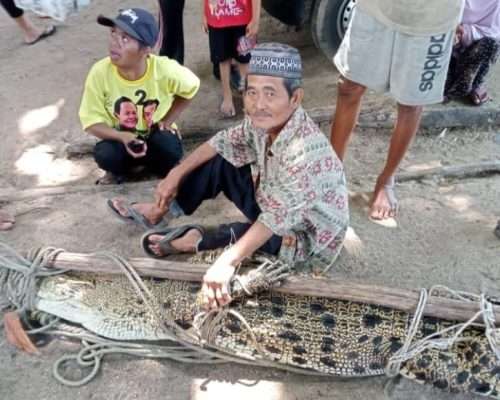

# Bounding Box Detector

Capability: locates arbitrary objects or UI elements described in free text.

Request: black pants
[1,0,23,18]
[94,129,183,177]
[445,37,500,99]
[175,155,283,255]
[158,0,185,64]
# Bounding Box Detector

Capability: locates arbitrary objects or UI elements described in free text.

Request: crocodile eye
[162,300,171,309]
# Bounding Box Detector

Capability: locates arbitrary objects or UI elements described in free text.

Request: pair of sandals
[107,198,203,258]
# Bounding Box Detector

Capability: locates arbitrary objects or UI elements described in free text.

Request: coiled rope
[0,242,321,386]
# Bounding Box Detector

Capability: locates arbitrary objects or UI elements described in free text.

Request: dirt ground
[1,1,500,399]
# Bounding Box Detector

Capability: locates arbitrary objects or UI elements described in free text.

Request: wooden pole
[46,252,500,325]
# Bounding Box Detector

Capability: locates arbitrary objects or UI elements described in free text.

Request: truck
[262,0,357,59]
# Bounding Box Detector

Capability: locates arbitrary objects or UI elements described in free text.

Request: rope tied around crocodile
[0,242,499,389]
[386,286,500,378]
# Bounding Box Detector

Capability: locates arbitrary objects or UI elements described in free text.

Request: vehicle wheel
[311,0,357,60]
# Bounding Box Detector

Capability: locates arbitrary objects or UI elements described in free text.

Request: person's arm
[246,0,261,37]
[461,5,500,47]
[85,123,146,158]
[158,95,192,130]
[155,141,218,210]
[157,59,200,131]
[202,0,208,33]
[201,221,273,309]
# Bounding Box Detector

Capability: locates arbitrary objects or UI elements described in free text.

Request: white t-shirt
[357,0,464,36]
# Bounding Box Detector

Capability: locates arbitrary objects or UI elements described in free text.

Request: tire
[262,0,306,27]
[311,0,357,60]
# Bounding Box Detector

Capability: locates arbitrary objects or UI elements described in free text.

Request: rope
[386,285,499,377]
[0,242,305,386]
[0,243,67,315]
[2,242,498,387]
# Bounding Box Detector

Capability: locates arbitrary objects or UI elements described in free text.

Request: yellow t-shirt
[79,55,200,136]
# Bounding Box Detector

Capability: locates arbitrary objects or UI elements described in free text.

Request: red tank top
[205,0,252,28]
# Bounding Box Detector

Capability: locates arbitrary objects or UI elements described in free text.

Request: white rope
[386,285,500,377]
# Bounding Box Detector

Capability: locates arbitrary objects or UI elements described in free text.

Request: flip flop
[107,198,169,231]
[369,176,399,223]
[26,25,57,46]
[141,224,204,259]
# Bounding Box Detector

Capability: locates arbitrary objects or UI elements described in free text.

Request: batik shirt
[208,107,349,273]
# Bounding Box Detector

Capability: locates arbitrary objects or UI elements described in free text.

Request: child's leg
[237,62,249,91]
[219,59,235,117]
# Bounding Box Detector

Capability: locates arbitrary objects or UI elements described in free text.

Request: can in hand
[237,36,257,56]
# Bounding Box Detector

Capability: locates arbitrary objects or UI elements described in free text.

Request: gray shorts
[334,8,454,106]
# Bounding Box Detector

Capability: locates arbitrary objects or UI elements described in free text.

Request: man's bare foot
[110,197,163,225]
[220,98,236,118]
[0,210,15,231]
[369,176,398,220]
[148,229,202,256]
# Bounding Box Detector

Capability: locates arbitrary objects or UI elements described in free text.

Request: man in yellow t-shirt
[79,8,200,183]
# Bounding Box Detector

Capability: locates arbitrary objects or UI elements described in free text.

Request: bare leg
[219,59,235,117]
[237,62,249,91]
[13,14,43,44]
[330,76,367,161]
[370,103,423,220]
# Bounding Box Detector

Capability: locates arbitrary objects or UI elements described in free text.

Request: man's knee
[94,141,128,172]
[337,76,366,100]
[153,130,184,161]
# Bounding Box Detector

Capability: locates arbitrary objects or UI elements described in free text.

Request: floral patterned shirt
[208,107,349,272]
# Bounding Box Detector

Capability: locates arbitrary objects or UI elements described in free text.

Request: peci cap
[98,8,158,47]
[248,42,302,80]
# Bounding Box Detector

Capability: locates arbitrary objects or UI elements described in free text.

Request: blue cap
[98,8,158,47]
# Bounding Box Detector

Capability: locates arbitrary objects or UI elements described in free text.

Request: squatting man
[109,43,349,310]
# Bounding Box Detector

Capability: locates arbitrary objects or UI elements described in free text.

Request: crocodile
[21,267,500,398]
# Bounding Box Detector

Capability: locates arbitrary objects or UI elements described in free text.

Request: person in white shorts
[330,0,464,220]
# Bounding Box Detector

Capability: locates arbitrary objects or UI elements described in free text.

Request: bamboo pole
[46,252,500,325]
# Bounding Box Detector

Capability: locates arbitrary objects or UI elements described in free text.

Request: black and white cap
[98,8,158,47]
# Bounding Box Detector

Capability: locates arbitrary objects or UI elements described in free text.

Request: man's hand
[246,18,259,38]
[201,252,237,310]
[455,24,465,46]
[155,168,182,211]
[122,133,147,158]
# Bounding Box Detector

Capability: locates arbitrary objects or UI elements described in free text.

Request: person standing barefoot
[330,0,464,221]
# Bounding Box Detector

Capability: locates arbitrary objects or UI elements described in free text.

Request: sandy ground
[1,1,500,399]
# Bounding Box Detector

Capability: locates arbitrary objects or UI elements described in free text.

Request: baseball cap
[97,8,158,47]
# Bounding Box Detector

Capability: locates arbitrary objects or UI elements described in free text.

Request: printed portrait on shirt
[112,94,160,135]
[113,96,138,132]
[142,99,160,129]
